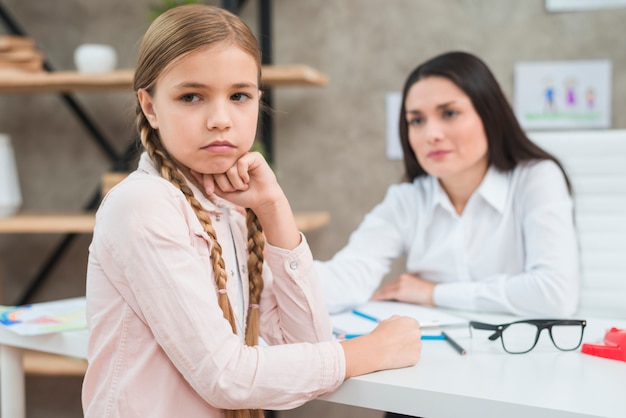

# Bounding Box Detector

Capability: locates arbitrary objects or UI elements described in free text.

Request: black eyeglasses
[469,319,587,354]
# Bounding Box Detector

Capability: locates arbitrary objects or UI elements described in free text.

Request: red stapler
[581,327,626,362]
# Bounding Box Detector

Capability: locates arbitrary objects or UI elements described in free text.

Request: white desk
[322,313,626,418]
[0,313,624,418]
[0,327,88,418]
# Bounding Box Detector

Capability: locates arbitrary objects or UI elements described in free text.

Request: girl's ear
[137,89,159,129]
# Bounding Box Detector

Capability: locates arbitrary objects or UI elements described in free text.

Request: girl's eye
[180,93,200,103]
[231,92,251,102]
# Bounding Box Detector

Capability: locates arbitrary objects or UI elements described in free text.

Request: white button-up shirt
[316,160,580,317]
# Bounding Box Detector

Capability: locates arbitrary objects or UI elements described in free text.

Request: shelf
[0,211,330,234]
[0,213,95,233]
[0,64,328,93]
[24,350,87,376]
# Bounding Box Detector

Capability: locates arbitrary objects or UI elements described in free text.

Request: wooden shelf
[261,65,328,87]
[24,350,87,376]
[0,213,95,233]
[0,64,328,93]
[0,211,330,234]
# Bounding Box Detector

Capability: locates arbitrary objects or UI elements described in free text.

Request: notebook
[331,300,468,336]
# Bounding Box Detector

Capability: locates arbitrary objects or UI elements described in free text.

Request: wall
[0,0,624,416]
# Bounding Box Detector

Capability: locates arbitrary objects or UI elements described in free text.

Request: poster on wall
[514,60,611,130]
[385,92,403,160]
[546,0,626,11]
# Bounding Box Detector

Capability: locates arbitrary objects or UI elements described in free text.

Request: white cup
[0,134,22,218]
[74,43,117,73]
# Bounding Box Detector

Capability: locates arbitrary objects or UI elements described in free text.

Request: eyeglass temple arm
[470,321,502,341]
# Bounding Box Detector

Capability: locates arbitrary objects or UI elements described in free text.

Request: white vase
[0,134,22,218]
[74,43,117,74]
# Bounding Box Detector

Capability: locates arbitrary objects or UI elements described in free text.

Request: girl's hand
[340,315,421,378]
[194,151,283,212]
[371,273,436,307]
[192,151,300,250]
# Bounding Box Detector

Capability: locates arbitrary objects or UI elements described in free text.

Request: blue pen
[339,333,445,340]
[352,309,379,323]
[421,334,445,340]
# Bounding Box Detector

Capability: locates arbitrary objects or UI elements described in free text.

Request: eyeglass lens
[501,323,537,353]
[501,322,584,353]
[549,323,584,351]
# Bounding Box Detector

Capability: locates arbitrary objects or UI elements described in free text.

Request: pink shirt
[82,154,346,417]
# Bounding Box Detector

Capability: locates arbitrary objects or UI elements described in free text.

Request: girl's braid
[244,208,264,347]
[138,110,265,418]
[138,115,236,333]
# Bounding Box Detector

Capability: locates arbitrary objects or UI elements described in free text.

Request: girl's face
[405,76,489,186]
[138,43,260,175]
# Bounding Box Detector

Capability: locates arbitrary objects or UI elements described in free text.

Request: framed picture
[546,0,626,11]
[514,60,612,130]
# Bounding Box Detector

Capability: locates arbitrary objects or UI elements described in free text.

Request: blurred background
[0,0,624,416]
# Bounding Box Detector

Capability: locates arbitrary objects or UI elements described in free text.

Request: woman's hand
[340,316,421,378]
[371,273,436,307]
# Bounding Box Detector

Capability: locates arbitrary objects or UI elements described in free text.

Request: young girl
[82,5,421,418]
[316,51,580,318]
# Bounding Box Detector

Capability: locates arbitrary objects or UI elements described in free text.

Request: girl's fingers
[190,169,215,195]
[213,172,236,192]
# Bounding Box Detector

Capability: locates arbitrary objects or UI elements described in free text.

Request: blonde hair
[134,5,264,418]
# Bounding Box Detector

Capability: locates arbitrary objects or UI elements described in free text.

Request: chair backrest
[528,130,626,319]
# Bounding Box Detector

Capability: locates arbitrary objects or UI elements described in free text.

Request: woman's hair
[398,51,571,191]
[133,6,263,417]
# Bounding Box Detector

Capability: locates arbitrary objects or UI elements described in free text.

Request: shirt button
[289,261,298,270]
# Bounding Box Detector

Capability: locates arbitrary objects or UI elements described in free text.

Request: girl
[316,51,580,318]
[82,5,421,418]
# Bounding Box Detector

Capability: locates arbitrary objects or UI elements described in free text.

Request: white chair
[529,130,626,319]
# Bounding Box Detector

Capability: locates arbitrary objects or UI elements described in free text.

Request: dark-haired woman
[316,51,579,318]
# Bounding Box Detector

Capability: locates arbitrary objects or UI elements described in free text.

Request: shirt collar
[475,166,509,214]
[428,165,509,215]
[137,152,239,215]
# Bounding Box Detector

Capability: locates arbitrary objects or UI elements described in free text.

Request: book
[0,35,35,52]
[331,300,468,337]
[0,297,86,336]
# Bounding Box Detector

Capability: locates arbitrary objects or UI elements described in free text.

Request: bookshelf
[0,211,331,234]
[0,65,328,93]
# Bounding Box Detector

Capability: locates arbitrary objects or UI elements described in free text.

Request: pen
[442,331,467,355]
[352,309,379,323]
[338,333,446,340]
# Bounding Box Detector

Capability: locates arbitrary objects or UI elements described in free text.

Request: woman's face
[137,42,260,175]
[405,76,489,186]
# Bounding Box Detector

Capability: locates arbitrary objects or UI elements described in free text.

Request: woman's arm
[315,184,416,313]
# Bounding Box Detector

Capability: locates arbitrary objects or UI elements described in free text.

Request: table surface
[0,309,624,418]
[322,312,626,418]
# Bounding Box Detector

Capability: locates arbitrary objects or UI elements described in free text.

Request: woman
[316,51,579,317]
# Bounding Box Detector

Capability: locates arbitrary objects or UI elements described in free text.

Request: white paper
[331,301,468,337]
[0,297,86,336]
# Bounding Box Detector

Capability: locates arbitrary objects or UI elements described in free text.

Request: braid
[138,113,236,333]
[138,101,263,418]
[244,208,264,347]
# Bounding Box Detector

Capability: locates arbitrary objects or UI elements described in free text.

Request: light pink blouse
[82,154,346,417]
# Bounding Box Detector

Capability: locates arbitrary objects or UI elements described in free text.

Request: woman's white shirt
[316,159,580,317]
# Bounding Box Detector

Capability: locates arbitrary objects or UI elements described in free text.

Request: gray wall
[0,0,623,416]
